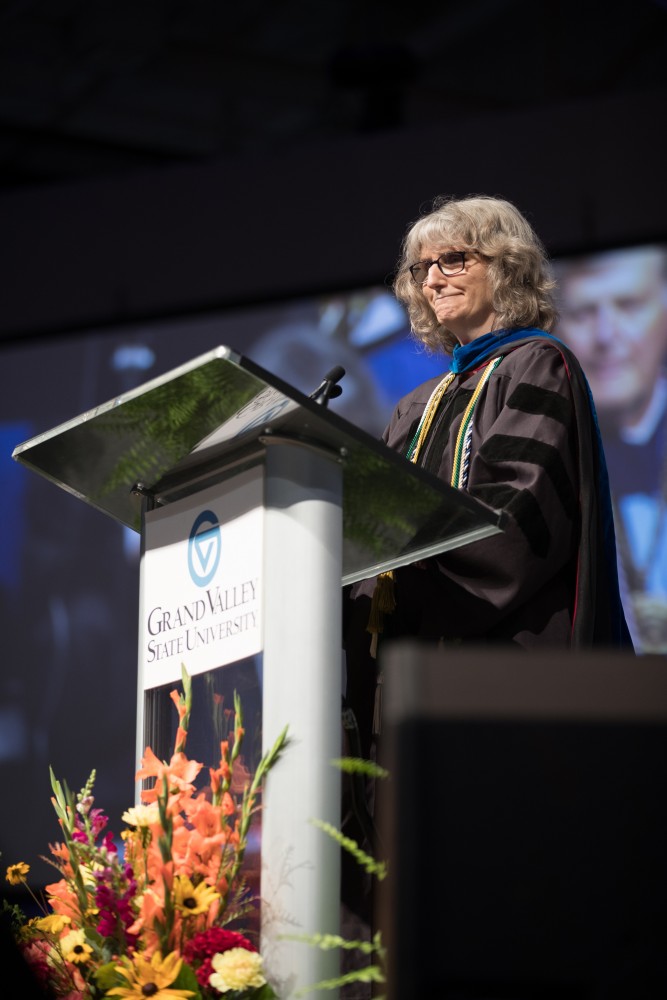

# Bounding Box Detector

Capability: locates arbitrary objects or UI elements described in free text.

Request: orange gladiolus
[137,748,202,805]
[45,878,81,921]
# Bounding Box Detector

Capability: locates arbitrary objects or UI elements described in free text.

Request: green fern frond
[330,757,389,780]
[286,931,382,956]
[310,818,387,880]
[295,965,385,996]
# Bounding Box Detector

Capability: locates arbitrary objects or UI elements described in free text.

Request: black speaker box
[376,646,667,1000]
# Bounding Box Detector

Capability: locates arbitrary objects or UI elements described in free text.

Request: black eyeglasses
[409,250,472,285]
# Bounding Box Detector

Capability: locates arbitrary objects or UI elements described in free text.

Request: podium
[12,344,502,997]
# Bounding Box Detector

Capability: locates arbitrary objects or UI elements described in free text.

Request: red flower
[183,927,256,989]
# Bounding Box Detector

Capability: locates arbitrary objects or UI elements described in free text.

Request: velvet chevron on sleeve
[348,330,633,651]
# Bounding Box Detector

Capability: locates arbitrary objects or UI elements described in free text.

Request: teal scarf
[450,327,565,373]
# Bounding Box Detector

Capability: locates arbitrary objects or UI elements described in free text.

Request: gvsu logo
[188,510,221,587]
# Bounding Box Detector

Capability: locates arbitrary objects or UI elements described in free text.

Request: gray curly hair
[393,194,558,353]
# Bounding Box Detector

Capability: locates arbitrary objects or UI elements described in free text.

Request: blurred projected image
[554,245,667,653]
[3,246,667,885]
[246,288,446,436]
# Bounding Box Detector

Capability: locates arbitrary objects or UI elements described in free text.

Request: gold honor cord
[368,356,503,662]
[405,372,456,463]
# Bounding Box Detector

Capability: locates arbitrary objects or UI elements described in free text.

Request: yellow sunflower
[5,862,30,885]
[173,875,220,916]
[108,951,195,999]
[35,913,72,935]
[60,928,94,965]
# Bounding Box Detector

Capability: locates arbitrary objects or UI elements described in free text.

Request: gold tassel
[366,570,396,659]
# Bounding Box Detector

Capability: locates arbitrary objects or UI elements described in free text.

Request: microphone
[309,365,346,406]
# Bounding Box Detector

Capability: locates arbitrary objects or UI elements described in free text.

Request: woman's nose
[424,262,446,286]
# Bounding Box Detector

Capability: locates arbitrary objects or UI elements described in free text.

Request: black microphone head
[323,365,346,384]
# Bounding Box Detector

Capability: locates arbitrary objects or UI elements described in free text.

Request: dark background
[1,0,666,890]
[1,1,667,343]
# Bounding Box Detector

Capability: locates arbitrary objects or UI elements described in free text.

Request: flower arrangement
[4,667,287,999]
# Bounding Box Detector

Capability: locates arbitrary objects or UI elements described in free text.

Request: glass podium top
[13,345,502,585]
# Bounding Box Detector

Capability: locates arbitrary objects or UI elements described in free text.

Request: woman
[343,194,633,756]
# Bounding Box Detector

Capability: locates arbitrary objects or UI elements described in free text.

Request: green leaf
[249,984,279,999]
[93,961,123,991]
[1,899,28,936]
[173,960,202,996]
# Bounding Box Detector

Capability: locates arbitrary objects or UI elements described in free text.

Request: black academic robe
[344,337,632,752]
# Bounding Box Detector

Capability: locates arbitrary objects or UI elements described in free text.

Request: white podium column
[260,438,344,999]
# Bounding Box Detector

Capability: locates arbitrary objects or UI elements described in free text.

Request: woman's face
[418,246,497,344]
